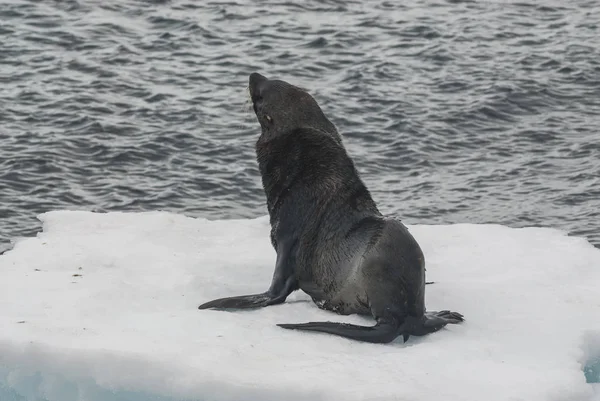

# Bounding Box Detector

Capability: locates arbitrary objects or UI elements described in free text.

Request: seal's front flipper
[198,236,299,311]
[277,319,400,344]
[198,293,273,310]
[198,275,298,310]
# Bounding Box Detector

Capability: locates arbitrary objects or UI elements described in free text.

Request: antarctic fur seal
[198,72,464,344]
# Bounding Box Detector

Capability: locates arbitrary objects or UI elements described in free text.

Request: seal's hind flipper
[278,311,465,344]
[277,319,400,344]
[398,311,465,339]
[430,310,464,323]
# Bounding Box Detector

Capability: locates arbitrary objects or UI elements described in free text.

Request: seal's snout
[249,72,267,87]
[249,72,268,100]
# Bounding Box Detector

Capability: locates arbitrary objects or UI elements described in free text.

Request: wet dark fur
[198,73,464,343]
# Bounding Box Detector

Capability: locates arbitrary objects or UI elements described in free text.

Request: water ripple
[1,0,599,253]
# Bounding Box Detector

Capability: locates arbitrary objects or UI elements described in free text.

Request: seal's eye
[265,115,273,123]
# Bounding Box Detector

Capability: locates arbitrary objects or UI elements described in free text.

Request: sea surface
[1,0,599,253]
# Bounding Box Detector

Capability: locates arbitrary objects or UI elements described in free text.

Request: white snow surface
[1,210,600,401]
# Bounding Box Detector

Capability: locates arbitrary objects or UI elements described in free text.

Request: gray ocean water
[1,0,599,254]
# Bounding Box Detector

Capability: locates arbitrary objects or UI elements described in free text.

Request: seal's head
[249,72,339,140]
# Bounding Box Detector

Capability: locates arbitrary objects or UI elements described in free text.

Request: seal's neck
[255,127,381,226]
[255,132,298,218]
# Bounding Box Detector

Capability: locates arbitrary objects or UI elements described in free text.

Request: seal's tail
[277,319,401,344]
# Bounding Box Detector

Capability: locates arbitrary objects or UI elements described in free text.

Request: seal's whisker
[242,85,254,114]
